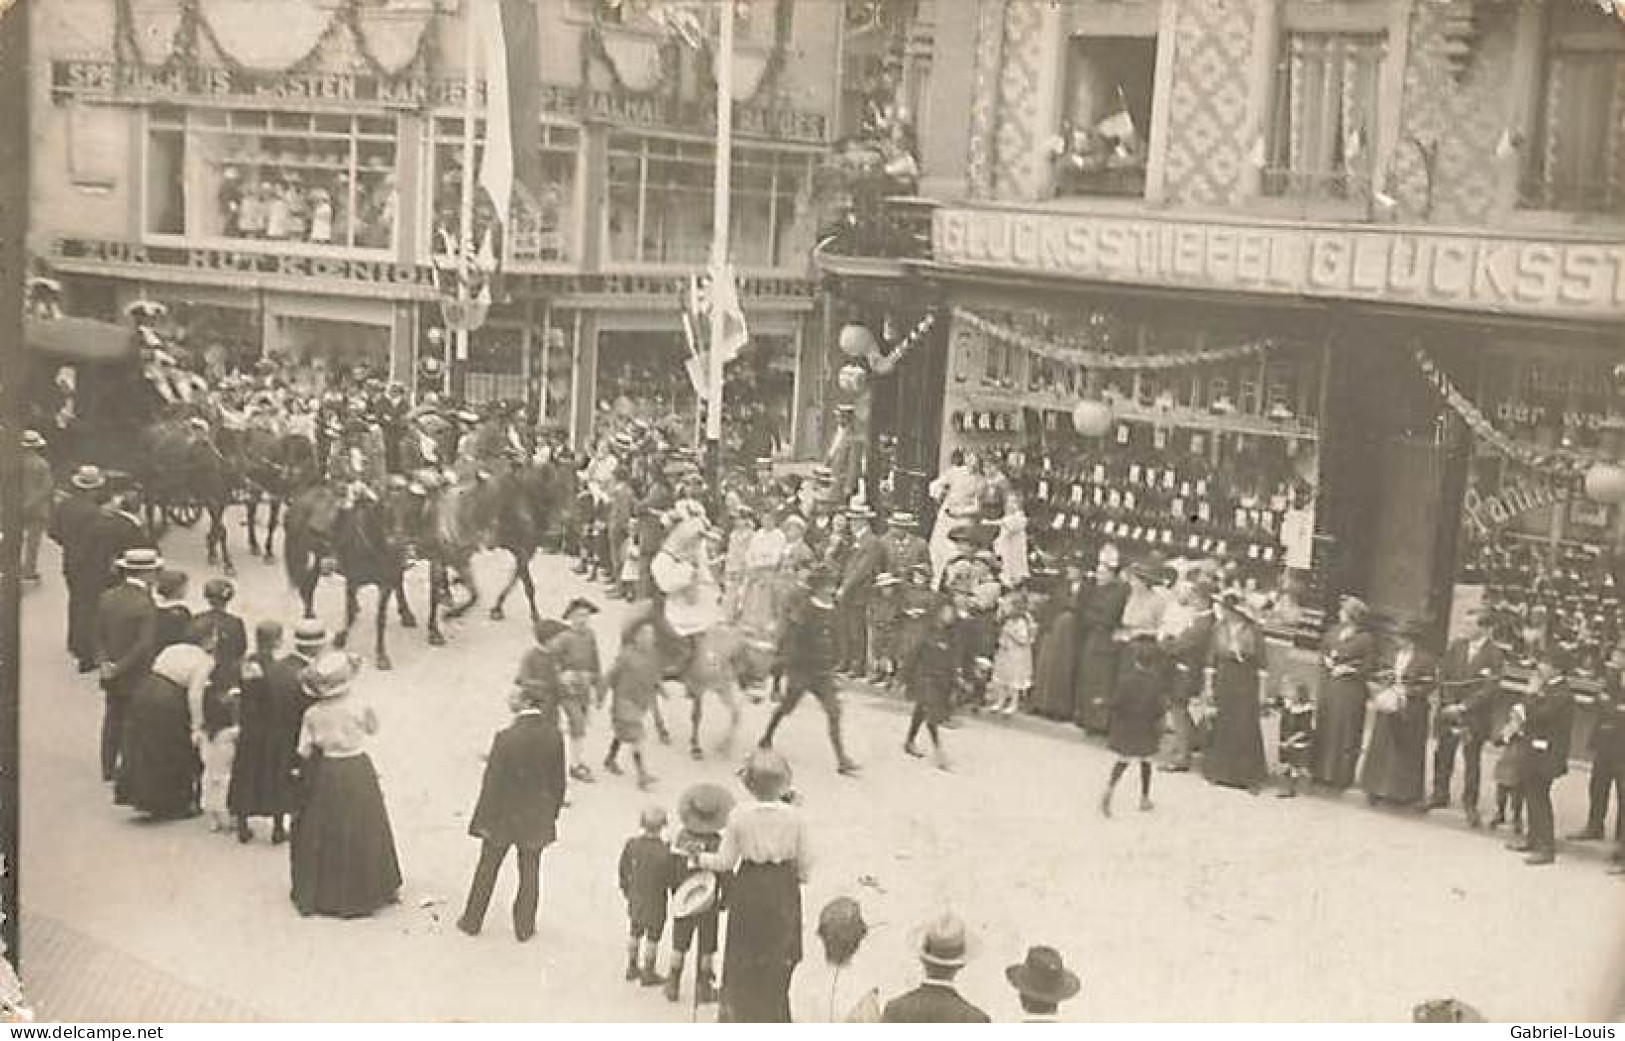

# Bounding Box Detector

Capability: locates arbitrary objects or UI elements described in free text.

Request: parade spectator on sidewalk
[116,635,214,821]
[1073,544,1127,734]
[1005,945,1081,1023]
[19,430,53,582]
[1568,642,1623,854]
[1159,580,1215,772]
[1202,593,1269,792]
[1361,620,1435,809]
[51,464,108,673]
[666,783,734,1006]
[229,620,314,845]
[151,570,193,653]
[290,651,402,918]
[1431,608,1506,827]
[882,914,990,1023]
[97,548,161,783]
[618,806,672,984]
[790,897,881,1023]
[1314,595,1375,790]
[1508,655,1575,866]
[696,749,810,1023]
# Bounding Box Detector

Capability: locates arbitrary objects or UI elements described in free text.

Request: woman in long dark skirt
[1031,564,1082,721]
[698,748,810,1023]
[289,650,401,919]
[1074,547,1128,733]
[1203,596,1268,791]
[116,640,214,820]
[229,620,311,843]
[1313,596,1375,789]
[1360,621,1435,807]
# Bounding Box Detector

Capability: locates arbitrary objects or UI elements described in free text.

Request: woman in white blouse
[697,749,811,1022]
[289,651,401,919]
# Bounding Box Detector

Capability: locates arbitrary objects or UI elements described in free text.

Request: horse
[483,457,566,624]
[141,417,240,575]
[413,477,487,647]
[237,423,320,563]
[679,622,775,759]
[283,482,418,670]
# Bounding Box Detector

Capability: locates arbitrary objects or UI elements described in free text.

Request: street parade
[2,0,1624,1028]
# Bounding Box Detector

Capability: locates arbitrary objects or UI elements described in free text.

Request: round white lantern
[837,363,868,394]
[1583,461,1625,504]
[838,323,878,359]
[1072,398,1114,437]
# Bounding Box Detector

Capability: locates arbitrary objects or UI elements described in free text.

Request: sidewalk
[21,914,271,1023]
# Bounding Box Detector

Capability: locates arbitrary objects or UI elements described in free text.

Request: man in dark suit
[1508,654,1576,866]
[837,505,886,675]
[882,914,991,1023]
[96,488,154,569]
[1430,608,1507,827]
[457,682,568,942]
[96,548,161,782]
[1569,642,1624,854]
[50,465,108,672]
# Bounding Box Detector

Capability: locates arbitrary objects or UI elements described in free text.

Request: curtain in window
[1277,33,1381,196]
[1540,51,1625,211]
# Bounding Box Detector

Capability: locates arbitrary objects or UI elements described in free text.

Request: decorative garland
[954,307,1273,371]
[867,311,937,376]
[694,0,793,105]
[1411,347,1603,482]
[114,0,436,84]
[579,22,683,100]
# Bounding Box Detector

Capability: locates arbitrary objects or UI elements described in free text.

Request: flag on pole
[1094,108,1135,141]
[475,0,543,230]
[710,263,750,368]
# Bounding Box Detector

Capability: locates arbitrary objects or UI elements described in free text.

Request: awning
[24,315,135,364]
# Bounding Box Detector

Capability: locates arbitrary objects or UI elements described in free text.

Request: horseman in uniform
[648,513,723,751]
[327,412,389,492]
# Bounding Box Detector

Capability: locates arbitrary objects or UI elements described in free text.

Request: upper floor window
[1263,31,1384,201]
[144,106,398,251]
[430,117,581,264]
[605,133,817,269]
[1051,35,1155,198]
[1521,4,1625,215]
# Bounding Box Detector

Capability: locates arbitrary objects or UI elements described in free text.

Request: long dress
[289,693,402,918]
[1074,578,1129,733]
[1360,649,1434,805]
[229,653,311,819]
[115,672,201,819]
[704,800,809,1024]
[1031,587,1079,721]
[1313,625,1375,789]
[1203,624,1268,789]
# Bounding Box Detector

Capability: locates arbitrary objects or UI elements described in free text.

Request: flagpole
[704,5,734,512]
[453,8,479,401]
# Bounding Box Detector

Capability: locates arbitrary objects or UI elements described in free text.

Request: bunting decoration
[1411,347,1602,482]
[954,308,1273,371]
[868,311,938,376]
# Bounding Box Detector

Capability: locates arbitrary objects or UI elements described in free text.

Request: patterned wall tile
[990,0,1047,200]
[1162,0,1255,208]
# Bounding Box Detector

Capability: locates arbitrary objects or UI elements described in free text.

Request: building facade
[826,0,1625,668]
[30,0,846,456]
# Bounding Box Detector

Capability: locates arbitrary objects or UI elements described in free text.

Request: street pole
[704,5,734,514]
[0,0,28,973]
[451,9,479,402]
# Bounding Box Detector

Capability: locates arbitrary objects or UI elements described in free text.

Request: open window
[1051,36,1156,198]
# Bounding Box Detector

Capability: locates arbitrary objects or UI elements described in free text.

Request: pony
[283,482,418,670]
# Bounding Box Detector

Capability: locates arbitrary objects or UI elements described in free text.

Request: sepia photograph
[0,0,1622,1026]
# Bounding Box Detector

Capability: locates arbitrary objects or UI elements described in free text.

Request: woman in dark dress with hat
[116,636,216,820]
[1074,545,1128,733]
[696,748,810,1022]
[1360,621,1436,807]
[289,650,402,918]
[1202,595,1269,791]
[1032,562,1083,721]
[1313,596,1375,789]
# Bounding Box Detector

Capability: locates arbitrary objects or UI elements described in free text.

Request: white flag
[710,263,749,367]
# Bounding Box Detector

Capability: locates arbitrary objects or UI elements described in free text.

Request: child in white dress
[990,589,1035,716]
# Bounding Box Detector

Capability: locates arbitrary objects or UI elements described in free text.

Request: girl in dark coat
[1101,637,1165,816]
[903,598,958,770]
[229,621,310,844]
[1203,597,1269,791]
[1313,596,1375,789]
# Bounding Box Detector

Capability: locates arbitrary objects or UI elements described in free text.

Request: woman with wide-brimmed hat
[1359,618,1437,808]
[288,650,402,918]
[695,749,810,1022]
[115,634,215,821]
[1202,593,1269,792]
[1313,595,1376,789]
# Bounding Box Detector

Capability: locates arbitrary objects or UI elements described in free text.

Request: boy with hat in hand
[665,782,734,1005]
[760,565,860,776]
[457,676,568,943]
[881,914,990,1023]
[1006,945,1081,1022]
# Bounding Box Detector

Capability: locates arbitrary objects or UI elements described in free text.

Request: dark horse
[484,458,567,624]
[283,483,418,670]
[142,418,239,575]
[239,424,320,563]
[411,477,486,647]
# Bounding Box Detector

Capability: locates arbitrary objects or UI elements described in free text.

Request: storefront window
[605,133,818,269]
[463,323,528,405]
[144,106,398,250]
[275,315,392,379]
[430,117,580,263]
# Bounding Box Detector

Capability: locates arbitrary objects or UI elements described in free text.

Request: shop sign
[45,237,817,303]
[934,208,1625,320]
[50,59,828,143]
[1461,476,1575,537]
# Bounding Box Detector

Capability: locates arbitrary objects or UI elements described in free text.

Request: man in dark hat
[1509,652,1576,865]
[826,404,866,505]
[882,914,990,1023]
[760,565,860,775]
[1431,606,1507,826]
[837,503,885,676]
[19,430,53,582]
[96,549,162,782]
[556,599,605,783]
[1006,945,1081,1022]
[1570,641,1624,860]
[52,464,109,672]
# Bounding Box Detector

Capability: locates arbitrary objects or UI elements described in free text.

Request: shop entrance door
[1366,435,1456,626]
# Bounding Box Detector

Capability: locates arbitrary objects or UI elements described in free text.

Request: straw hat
[678,782,735,835]
[670,871,721,920]
[70,465,106,491]
[116,548,163,572]
[19,430,45,450]
[301,650,358,700]
[911,914,976,969]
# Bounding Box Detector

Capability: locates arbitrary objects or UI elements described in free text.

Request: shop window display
[605,133,818,269]
[144,107,398,250]
[431,117,580,264]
